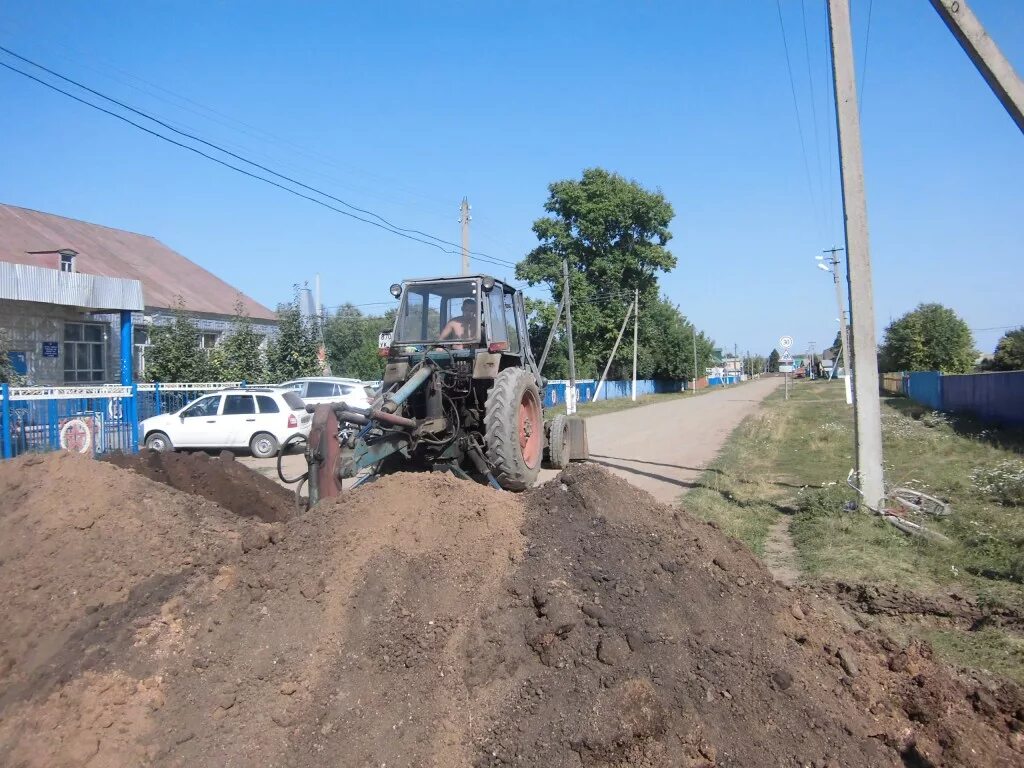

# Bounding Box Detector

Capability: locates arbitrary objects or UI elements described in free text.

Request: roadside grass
[682,377,1024,682]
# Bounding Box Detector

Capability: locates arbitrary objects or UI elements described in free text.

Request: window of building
[63,322,106,383]
[199,332,220,349]
[222,394,256,415]
[59,250,77,273]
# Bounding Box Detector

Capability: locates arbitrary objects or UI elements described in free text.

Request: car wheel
[249,432,279,459]
[145,431,173,453]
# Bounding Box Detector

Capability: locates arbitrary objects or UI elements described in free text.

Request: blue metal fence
[905,371,944,411]
[136,382,242,420]
[1,383,138,459]
[543,378,685,408]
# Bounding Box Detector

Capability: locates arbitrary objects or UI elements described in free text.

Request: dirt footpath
[552,377,782,504]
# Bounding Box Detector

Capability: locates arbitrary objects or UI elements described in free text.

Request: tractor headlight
[481,276,495,290]
[390,283,402,298]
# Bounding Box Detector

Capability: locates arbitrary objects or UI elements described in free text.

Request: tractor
[296,275,588,505]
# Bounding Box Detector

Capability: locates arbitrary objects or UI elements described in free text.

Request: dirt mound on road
[102,449,294,522]
[1,458,1021,767]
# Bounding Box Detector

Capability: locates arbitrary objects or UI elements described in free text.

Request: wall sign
[42,341,59,358]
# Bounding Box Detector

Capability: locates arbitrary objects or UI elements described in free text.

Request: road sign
[779,335,793,349]
[779,365,794,373]
[781,352,793,362]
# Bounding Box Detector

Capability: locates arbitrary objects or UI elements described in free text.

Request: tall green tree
[517,168,676,379]
[323,304,395,381]
[0,329,23,385]
[991,327,1024,371]
[879,303,975,373]
[266,301,321,382]
[768,349,781,373]
[212,300,268,383]
[145,304,218,382]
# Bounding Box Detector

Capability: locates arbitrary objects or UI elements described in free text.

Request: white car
[279,377,375,411]
[141,387,311,458]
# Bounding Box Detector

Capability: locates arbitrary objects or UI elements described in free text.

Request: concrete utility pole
[929,0,1024,134]
[827,0,885,510]
[631,288,639,401]
[691,327,699,394]
[537,295,565,373]
[459,197,471,275]
[821,246,852,401]
[594,300,633,401]
[562,260,578,415]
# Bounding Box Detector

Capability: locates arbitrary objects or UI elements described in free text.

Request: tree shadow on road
[589,453,806,490]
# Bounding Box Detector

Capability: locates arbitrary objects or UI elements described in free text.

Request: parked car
[140,387,311,458]
[279,377,374,410]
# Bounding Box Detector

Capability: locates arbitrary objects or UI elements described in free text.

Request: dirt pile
[0,451,277,767]
[102,449,294,522]
[1,458,1021,767]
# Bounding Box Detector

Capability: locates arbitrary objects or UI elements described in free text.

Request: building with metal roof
[0,203,278,385]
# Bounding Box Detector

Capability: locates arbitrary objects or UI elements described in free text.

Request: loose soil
[102,449,295,522]
[1,455,1022,767]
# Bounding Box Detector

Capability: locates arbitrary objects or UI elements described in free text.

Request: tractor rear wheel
[484,367,543,491]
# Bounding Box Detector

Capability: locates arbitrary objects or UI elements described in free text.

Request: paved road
[545,377,782,505]
[245,377,782,505]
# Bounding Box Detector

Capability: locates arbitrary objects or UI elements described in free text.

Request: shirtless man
[438,298,478,343]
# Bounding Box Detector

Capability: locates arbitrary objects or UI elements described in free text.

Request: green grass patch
[680,377,1024,682]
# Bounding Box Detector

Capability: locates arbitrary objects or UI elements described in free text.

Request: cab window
[502,292,521,354]
[182,395,221,418]
[486,286,508,346]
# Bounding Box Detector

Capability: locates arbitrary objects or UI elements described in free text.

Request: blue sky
[1,1,1021,359]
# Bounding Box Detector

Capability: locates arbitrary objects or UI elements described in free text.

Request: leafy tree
[991,327,1024,371]
[768,349,781,373]
[323,304,395,381]
[879,303,975,373]
[145,304,218,382]
[266,300,321,382]
[517,168,676,379]
[0,329,24,385]
[212,300,268,383]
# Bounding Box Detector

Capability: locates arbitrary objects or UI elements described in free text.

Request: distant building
[0,204,277,385]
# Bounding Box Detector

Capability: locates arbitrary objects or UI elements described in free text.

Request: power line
[859,0,875,109]
[775,0,822,235]
[0,48,519,270]
[799,0,826,216]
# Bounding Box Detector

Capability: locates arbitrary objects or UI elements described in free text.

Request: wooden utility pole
[459,197,471,275]
[823,246,853,402]
[562,260,578,415]
[631,288,639,401]
[827,0,885,510]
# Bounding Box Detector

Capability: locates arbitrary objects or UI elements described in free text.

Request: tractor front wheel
[484,368,543,491]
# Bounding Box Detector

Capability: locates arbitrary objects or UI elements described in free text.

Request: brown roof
[0,204,276,321]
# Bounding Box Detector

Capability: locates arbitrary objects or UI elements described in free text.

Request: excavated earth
[0,452,1022,768]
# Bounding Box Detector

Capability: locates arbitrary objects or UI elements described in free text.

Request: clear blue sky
[1,1,1021,359]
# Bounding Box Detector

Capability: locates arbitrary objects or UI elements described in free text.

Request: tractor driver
[438,298,478,345]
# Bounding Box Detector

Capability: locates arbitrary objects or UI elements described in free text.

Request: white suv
[140,387,311,458]
[279,377,374,411]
